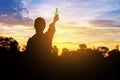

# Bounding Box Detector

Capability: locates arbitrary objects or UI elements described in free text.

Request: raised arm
[46,8,59,35]
[47,14,59,34]
[53,15,59,24]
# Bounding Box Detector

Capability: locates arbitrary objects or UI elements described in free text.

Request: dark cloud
[89,20,120,27]
[0,0,33,26]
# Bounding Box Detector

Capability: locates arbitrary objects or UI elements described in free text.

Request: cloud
[27,0,120,24]
[0,0,33,26]
[54,41,77,45]
[89,20,120,27]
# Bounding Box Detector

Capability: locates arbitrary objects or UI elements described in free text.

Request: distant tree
[79,44,87,49]
[61,48,69,56]
[52,45,58,56]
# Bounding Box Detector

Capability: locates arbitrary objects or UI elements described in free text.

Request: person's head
[34,17,46,33]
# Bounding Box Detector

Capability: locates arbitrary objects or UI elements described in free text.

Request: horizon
[0,0,120,54]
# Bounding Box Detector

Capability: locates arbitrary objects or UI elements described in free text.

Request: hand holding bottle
[53,8,59,23]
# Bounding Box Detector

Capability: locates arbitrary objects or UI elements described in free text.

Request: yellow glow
[0,21,120,55]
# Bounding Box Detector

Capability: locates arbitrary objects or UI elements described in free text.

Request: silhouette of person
[26,15,59,59]
[25,15,59,79]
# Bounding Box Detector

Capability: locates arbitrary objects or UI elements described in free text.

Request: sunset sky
[0,0,120,53]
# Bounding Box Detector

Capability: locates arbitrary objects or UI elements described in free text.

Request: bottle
[53,8,59,22]
[55,8,59,16]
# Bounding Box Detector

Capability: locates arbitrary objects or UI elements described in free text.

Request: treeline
[1,37,120,80]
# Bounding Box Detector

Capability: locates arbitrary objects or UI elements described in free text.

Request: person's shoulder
[28,37,32,41]
[27,35,36,42]
[27,38,32,44]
